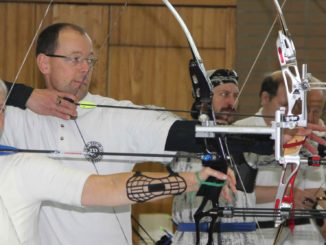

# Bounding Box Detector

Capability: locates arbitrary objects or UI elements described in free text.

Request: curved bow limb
[162,0,213,120]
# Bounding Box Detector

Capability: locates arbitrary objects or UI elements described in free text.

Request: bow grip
[196,157,228,202]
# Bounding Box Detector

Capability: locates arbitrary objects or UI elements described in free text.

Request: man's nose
[226,95,236,107]
[79,60,90,73]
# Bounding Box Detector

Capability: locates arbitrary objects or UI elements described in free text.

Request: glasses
[45,54,98,67]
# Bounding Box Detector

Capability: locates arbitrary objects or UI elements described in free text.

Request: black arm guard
[4,80,33,109]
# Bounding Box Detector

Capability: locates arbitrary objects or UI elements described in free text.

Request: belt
[176,222,257,232]
[257,218,310,229]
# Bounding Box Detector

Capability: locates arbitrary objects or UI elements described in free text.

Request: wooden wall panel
[8,0,236,6]
[0,3,38,84]
[111,6,233,48]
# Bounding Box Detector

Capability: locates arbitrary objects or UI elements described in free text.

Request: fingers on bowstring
[57,92,77,103]
[60,99,77,117]
[55,95,77,118]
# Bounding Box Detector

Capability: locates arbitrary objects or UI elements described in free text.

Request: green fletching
[79,101,97,109]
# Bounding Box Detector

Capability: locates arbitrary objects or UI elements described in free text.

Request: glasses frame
[45,53,98,67]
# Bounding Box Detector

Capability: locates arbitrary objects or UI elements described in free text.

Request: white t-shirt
[1,93,177,245]
[235,108,325,244]
[0,153,90,245]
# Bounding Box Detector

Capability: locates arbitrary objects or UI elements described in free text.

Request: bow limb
[0,0,53,242]
[162,0,213,121]
[235,0,287,107]
[162,1,231,244]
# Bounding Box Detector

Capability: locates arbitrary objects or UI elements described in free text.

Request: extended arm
[81,167,236,207]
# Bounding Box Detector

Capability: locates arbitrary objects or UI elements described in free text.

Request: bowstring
[70,2,133,245]
[224,140,267,245]
[98,1,129,52]
[234,0,288,108]
[2,0,54,111]
[0,0,53,242]
[230,0,288,243]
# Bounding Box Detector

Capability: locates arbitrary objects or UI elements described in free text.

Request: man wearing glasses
[1,22,201,245]
[1,23,194,245]
[1,22,179,245]
[36,23,97,103]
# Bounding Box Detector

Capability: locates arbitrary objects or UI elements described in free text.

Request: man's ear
[260,91,270,106]
[36,54,50,74]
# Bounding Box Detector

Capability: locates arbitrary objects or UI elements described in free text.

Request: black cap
[190,69,239,119]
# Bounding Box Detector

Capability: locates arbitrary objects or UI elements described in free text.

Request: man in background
[235,71,325,244]
[171,69,263,245]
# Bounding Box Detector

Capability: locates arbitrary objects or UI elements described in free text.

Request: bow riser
[276,31,308,128]
[274,160,300,226]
